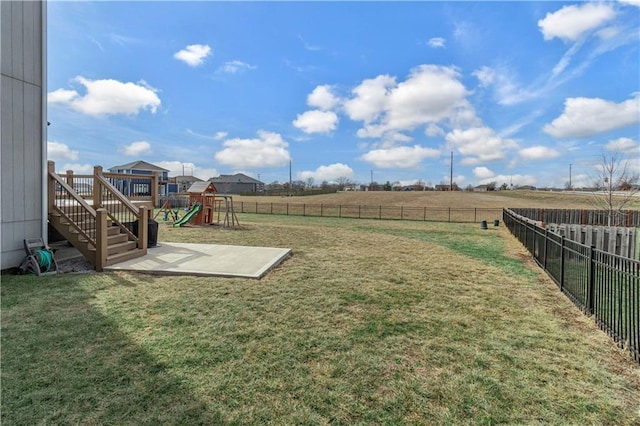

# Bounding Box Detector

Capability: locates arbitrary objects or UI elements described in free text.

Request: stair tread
[108,241,137,249]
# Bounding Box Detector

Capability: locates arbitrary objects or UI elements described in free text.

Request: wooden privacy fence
[504,208,639,364]
[545,223,637,260]
[236,201,503,223]
[510,208,640,227]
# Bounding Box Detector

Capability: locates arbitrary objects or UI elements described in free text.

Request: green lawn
[2,214,639,424]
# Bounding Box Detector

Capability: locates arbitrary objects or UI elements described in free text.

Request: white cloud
[47,89,78,104]
[60,163,93,174]
[174,44,212,67]
[597,26,621,40]
[155,161,218,180]
[538,3,615,42]
[544,94,640,138]
[425,124,444,137]
[361,145,440,168]
[121,141,151,156]
[297,163,354,181]
[606,137,640,156]
[347,66,474,141]
[215,130,290,168]
[344,74,396,123]
[217,60,256,74]
[47,141,79,161]
[446,127,518,165]
[551,39,584,77]
[214,131,228,140]
[619,0,640,6]
[520,146,561,161]
[307,85,340,111]
[292,110,339,134]
[428,37,445,48]
[473,166,495,180]
[480,174,537,187]
[473,66,495,87]
[48,77,161,117]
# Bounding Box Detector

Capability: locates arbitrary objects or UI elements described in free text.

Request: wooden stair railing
[93,166,148,254]
[47,161,148,271]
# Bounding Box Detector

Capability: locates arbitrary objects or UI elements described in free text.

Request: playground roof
[187,181,217,194]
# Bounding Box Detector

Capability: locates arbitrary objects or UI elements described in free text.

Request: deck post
[93,165,103,208]
[96,208,108,272]
[47,161,56,212]
[151,174,159,207]
[65,169,74,187]
[138,206,148,251]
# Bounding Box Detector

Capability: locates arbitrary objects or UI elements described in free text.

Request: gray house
[210,174,264,194]
[1,1,46,270]
[168,175,203,194]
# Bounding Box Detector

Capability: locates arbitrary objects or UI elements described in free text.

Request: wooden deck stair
[48,208,146,270]
[47,161,150,271]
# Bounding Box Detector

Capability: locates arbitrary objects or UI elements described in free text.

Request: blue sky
[47,1,639,188]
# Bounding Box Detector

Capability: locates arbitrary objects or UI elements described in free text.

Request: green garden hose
[34,249,52,273]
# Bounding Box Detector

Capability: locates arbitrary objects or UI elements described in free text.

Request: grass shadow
[1,274,224,424]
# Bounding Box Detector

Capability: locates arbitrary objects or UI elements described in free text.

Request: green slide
[173,203,202,227]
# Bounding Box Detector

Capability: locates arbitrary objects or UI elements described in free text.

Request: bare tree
[305,177,314,189]
[591,152,639,226]
[335,177,353,190]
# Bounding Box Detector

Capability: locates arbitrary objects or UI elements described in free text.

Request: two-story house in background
[108,160,170,197]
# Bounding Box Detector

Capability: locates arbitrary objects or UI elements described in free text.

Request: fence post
[448,207,451,222]
[303,204,306,216]
[401,206,403,220]
[543,228,549,270]
[321,204,323,217]
[379,205,382,220]
[271,203,273,214]
[255,201,258,214]
[359,205,361,219]
[423,207,426,221]
[560,236,565,293]
[588,246,596,315]
[474,208,477,223]
[287,204,289,216]
[339,204,342,218]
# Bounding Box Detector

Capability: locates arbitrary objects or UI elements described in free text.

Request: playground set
[156,181,240,228]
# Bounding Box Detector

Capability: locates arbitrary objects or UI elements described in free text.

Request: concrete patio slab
[104,242,292,278]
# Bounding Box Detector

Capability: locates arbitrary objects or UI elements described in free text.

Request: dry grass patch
[234,189,640,209]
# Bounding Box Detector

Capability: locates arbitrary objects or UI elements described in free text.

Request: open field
[234,189,640,210]
[2,214,640,424]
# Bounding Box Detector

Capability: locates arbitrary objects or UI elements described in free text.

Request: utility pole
[289,160,292,197]
[449,151,453,191]
[569,164,572,190]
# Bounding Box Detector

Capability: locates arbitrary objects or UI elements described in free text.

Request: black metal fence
[236,202,503,223]
[504,208,639,364]
[510,208,640,227]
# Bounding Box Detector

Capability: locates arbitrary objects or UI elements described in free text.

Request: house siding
[1,1,45,270]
